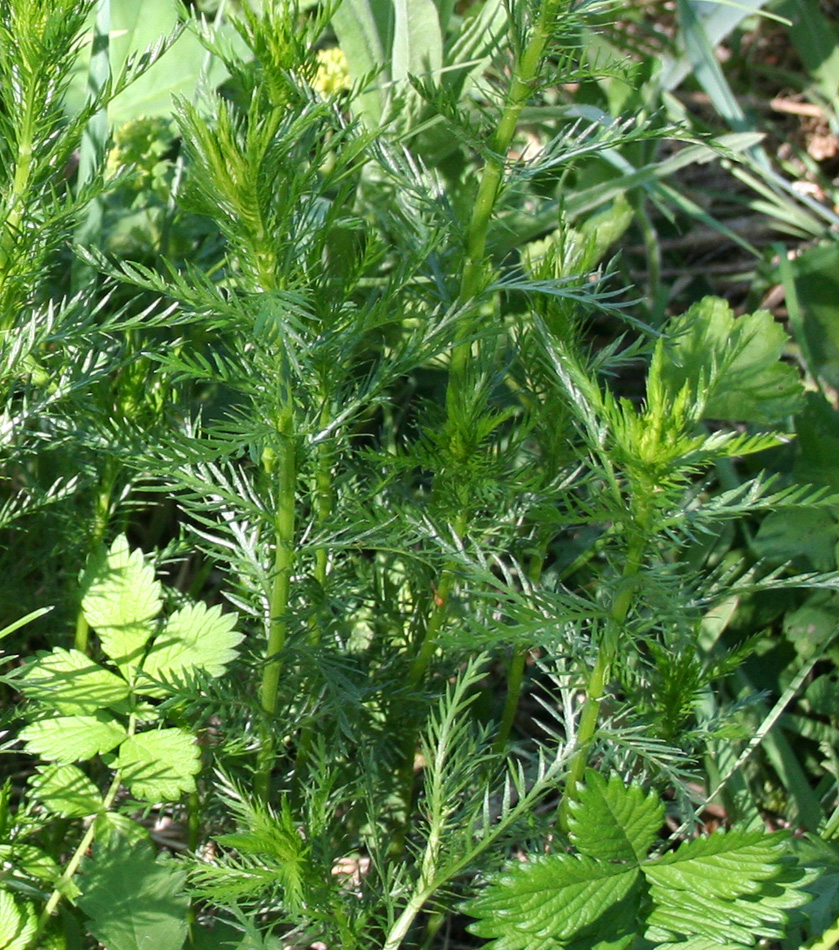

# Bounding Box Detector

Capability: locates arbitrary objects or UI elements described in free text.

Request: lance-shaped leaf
[568,770,664,864]
[18,647,131,714]
[19,713,126,764]
[81,535,162,670]
[464,854,641,950]
[116,728,200,801]
[78,835,188,950]
[139,602,242,696]
[29,764,103,818]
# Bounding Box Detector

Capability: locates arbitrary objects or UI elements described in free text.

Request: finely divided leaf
[0,892,36,950]
[662,297,804,424]
[465,854,641,950]
[18,647,131,714]
[29,764,103,818]
[78,836,188,950]
[569,770,664,863]
[81,535,162,668]
[643,829,810,945]
[139,602,242,695]
[116,728,200,800]
[19,713,126,764]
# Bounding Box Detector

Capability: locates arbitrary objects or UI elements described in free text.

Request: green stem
[256,395,297,802]
[75,464,116,654]
[0,82,36,327]
[557,535,646,833]
[450,0,563,388]
[493,549,547,755]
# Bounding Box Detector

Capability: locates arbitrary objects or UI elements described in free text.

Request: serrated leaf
[661,297,804,424]
[18,647,131,714]
[139,602,242,696]
[29,764,103,818]
[116,728,200,800]
[0,844,58,882]
[465,854,641,950]
[643,829,808,945]
[569,770,664,863]
[0,891,37,950]
[77,835,188,950]
[80,536,162,670]
[19,714,126,764]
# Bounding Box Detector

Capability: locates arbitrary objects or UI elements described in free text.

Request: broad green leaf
[78,836,188,950]
[29,764,103,818]
[569,770,664,864]
[116,728,200,800]
[464,854,641,950]
[19,714,126,764]
[18,647,131,714]
[331,0,393,124]
[0,843,58,882]
[788,243,839,386]
[753,508,839,573]
[139,602,242,696]
[0,891,36,950]
[643,829,810,945]
[94,812,152,847]
[81,535,162,670]
[661,297,804,424]
[66,0,243,125]
[392,0,442,84]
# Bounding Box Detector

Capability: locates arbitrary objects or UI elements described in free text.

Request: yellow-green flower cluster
[311,47,351,98]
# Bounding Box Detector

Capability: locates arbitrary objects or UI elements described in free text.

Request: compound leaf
[19,713,126,764]
[78,835,188,950]
[29,764,103,818]
[464,854,641,950]
[18,647,131,714]
[661,297,804,424]
[0,891,37,950]
[139,602,242,696]
[80,535,162,670]
[643,829,812,945]
[116,728,200,801]
[568,770,664,864]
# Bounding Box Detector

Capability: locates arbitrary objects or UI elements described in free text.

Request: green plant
[1,0,838,949]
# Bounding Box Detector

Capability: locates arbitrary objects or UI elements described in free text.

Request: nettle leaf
[29,764,103,818]
[19,713,126,764]
[464,854,641,950]
[139,602,243,696]
[78,835,188,950]
[568,770,664,863]
[80,535,162,670]
[661,296,804,424]
[643,829,812,945]
[116,728,200,800]
[18,647,131,714]
[0,891,37,950]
